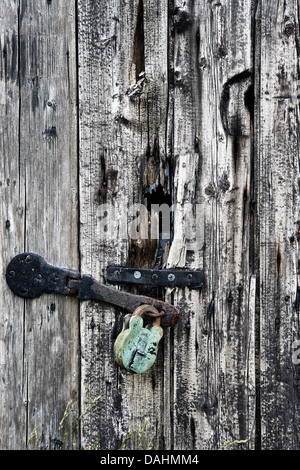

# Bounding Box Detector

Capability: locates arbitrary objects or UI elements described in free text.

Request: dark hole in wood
[132,0,145,81]
[144,184,173,244]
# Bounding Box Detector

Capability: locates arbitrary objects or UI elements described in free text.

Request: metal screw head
[168,273,175,281]
[152,273,158,281]
[134,271,141,279]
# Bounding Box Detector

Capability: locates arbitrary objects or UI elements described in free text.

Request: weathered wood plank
[78,0,171,450]
[255,0,300,450]
[0,0,79,450]
[165,0,256,449]
[78,0,256,451]
[2,0,299,452]
[0,0,26,450]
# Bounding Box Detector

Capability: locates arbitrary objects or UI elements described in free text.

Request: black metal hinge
[106,266,204,289]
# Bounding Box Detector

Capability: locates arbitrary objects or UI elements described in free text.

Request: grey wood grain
[1,0,299,451]
[78,0,171,450]
[0,0,26,450]
[78,0,256,450]
[166,0,256,449]
[255,0,300,450]
[0,0,79,450]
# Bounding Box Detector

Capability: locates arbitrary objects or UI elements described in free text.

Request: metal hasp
[107,266,205,288]
[6,253,179,327]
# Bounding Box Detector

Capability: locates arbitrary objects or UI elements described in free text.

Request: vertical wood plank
[2,0,79,450]
[0,0,26,450]
[78,0,124,449]
[255,0,300,449]
[166,0,256,449]
[78,0,172,449]
[1,0,300,452]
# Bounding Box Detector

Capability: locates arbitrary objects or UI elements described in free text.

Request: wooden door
[0,0,300,451]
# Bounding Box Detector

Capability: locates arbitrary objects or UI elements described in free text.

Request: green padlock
[114,305,163,374]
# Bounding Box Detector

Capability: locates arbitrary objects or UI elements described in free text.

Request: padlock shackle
[132,305,162,326]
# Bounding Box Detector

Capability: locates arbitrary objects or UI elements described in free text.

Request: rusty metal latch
[5,253,179,327]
